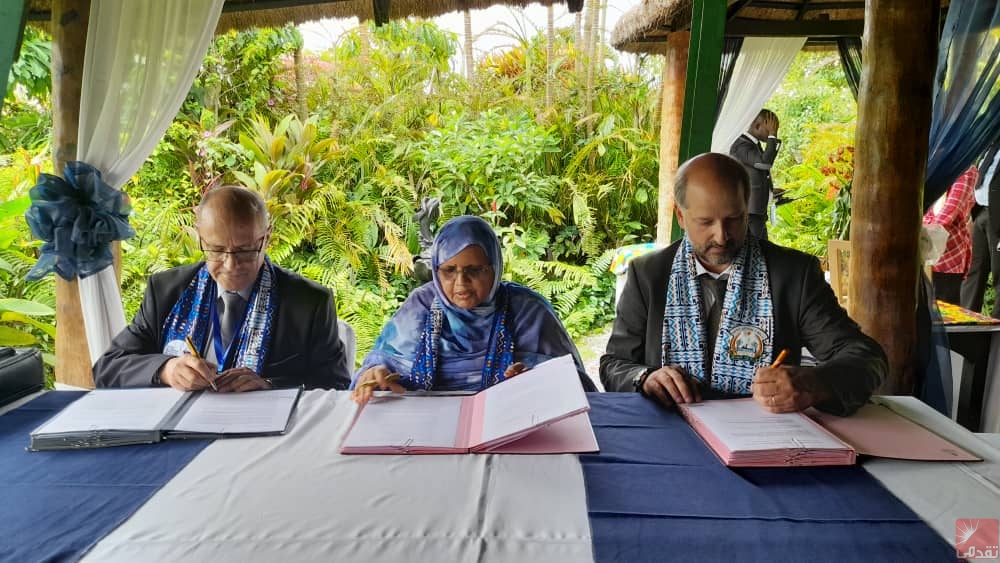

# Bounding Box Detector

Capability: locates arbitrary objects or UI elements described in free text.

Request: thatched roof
[611,0,950,55]
[26,1,581,31]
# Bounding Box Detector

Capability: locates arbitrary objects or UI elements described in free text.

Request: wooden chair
[827,239,851,310]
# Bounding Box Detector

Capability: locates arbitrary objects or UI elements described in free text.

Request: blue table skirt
[580,393,957,563]
[0,392,210,562]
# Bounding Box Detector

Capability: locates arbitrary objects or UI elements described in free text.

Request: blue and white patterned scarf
[410,284,515,390]
[161,258,277,374]
[661,236,774,394]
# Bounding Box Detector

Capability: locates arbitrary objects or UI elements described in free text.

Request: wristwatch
[632,367,654,394]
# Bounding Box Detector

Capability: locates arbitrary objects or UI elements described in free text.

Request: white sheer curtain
[711,37,806,153]
[77,0,224,365]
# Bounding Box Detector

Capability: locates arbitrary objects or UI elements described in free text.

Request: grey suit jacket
[94,263,351,390]
[730,134,779,216]
[599,240,887,415]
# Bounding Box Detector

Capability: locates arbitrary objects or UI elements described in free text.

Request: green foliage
[768,52,857,258]
[4,20,663,367]
[0,150,56,376]
[7,27,51,100]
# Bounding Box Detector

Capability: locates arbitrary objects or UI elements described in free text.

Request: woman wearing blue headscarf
[352,215,595,403]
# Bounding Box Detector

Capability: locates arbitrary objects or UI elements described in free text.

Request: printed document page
[170,388,301,434]
[343,395,466,449]
[480,355,588,446]
[33,388,186,434]
[686,399,846,451]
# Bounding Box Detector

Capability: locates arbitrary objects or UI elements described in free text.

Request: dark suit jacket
[599,240,887,415]
[94,263,351,390]
[730,133,779,216]
[981,144,1000,241]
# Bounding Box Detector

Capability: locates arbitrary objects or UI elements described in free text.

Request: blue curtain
[925,0,1000,209]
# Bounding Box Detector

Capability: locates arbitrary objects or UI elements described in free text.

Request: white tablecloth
[861,396,1000,545]
[82,390,594,563]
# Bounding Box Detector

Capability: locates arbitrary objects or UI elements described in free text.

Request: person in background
[961,144,1000,316]
[729,109,783,240]
[600,153,886,416]
[923,165,978,305]
[94,186,350,391]
[352,215,595,404]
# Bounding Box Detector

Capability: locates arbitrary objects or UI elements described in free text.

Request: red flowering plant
[771,123,855,257]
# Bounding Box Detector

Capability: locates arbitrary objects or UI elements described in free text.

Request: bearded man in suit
[600,153,886,416]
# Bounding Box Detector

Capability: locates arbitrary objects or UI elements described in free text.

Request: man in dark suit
[94,186,350,391]
[960,143,1000,317]
[729,109,782,240]
[600,153,886,416]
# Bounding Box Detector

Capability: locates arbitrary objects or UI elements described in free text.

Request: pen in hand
[770,349,789,369]
[184,336,218,391]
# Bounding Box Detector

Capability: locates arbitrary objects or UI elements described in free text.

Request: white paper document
[687,399,846,451]
[33,388,185,434]
[342,395,466,450]
[171,388,302,434]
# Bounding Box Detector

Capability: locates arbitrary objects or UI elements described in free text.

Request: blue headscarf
[355,215,593,391]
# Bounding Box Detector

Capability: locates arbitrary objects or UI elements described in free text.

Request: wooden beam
[656,32,689,244]
[743,1,865,9]
[725,18,863,37]
[850,0,939,395]
[51,0,93,389]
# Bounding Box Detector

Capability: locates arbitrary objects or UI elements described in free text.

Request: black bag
[0,347,44,407]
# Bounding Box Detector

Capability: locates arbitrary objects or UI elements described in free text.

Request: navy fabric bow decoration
[25,162,135,281]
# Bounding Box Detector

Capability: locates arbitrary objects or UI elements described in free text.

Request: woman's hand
[351,365,406,405]
[503,362,527,379]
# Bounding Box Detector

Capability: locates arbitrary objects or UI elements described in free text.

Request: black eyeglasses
[200,235,267,264]
[437,265,492,282]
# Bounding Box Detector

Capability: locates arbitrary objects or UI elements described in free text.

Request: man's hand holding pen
[159,353,218,392]
[751,349,831,413]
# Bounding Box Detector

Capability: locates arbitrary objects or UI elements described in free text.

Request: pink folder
[808,403,981,462]
[340,355,598,455]
[678,398,981,468]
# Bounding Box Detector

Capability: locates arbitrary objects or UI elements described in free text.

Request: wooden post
[850,0,939,394]
[656,32,689,244]
[52,0,93,388]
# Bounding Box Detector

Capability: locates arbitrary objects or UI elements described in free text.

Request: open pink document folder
[678,398,980,468]
[339,354,598,454]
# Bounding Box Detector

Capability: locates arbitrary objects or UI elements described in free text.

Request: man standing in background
[730,109,782,240]
[961,143,1000,317]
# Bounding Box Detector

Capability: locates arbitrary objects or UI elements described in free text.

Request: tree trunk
[851,0,940,395]
[463,9,474,82]
[573,11,582,76]
[656,32,689,244]
[52,0,93,388]
[545,4,554,110]
[583,0,598,136]
[294,46,307,121]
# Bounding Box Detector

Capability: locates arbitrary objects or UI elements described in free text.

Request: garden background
[0,16,857,381]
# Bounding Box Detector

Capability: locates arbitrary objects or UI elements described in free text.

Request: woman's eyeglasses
[437,265,492,281]
[200,235,266,264]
